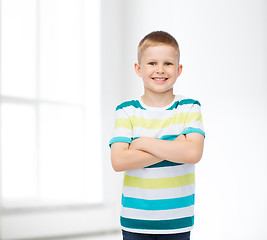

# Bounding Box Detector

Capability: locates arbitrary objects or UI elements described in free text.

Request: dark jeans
[122,230,190,240]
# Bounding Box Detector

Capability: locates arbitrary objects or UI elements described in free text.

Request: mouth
[152,77,168,83]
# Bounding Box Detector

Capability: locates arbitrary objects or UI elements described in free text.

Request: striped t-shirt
[109,95,205,234]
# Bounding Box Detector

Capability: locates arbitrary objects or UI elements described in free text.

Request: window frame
[0,0,121,238]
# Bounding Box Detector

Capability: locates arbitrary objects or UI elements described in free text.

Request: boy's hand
[130,134,186,151]
[128,133,204,164]
[174,134,186,142]
[129,138,143,150]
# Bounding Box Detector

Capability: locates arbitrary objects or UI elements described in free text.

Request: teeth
[153,78,167,81]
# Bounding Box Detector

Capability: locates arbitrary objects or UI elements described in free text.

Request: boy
[109,31,205,240]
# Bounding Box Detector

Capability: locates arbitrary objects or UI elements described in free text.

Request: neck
[141,91,175,108]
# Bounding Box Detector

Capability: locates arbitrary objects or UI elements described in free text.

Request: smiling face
[135,44,182,98]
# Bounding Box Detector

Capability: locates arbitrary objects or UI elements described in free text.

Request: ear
[177,64,183,77]
[134,62,142,77]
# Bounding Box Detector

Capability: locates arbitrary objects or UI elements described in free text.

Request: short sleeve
[181,101,205,137]
[109,105,133,148]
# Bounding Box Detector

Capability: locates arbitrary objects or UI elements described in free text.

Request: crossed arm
[111,133,204,172]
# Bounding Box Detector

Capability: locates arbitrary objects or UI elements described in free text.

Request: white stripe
[132,124,184,138]
[115,109,131,119]
[190,103,202,112]
[121,226,193,234]
[121,205,194,220]
[122,184,195,200]
[125,164,195,179]
[124,106,178,119]
[121,105,193,120]
[112,128,132,139]
[118,105,202,122]
[184,121,204,130]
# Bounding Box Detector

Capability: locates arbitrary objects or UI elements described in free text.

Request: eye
[165,62,173,66]
[148,62,156,65]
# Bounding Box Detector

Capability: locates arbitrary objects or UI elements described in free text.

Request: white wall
[100,0,124,230]
[110,0,267,239]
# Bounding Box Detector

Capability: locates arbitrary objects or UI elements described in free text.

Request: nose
[156,64,165,74]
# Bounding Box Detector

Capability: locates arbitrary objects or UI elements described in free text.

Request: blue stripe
[116,100,146,111]
[122,194,194,211]
[181,127,205,138]
[109,137,132,147]
[121,216,194,230]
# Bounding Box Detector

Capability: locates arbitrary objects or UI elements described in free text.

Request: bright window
[0,0,103,207]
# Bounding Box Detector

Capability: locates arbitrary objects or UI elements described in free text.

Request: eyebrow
[146,58,176,61]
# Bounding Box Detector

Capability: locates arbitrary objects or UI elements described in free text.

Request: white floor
[67,232,122,240]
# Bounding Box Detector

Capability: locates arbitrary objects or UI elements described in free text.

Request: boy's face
[135,44,182,96]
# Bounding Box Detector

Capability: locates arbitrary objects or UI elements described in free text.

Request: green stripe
[116,99,200,111]
[122,194,194,210]
[180,99,200,106]
[145,160,183,168]
[133,135,179,141]
[121,216,194,230]
[166,101,180,110]
[166,99,200,110]
[123,173,195,189]
[116,100,146,111]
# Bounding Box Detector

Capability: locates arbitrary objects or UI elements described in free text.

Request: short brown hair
[138,31,180,63]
